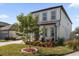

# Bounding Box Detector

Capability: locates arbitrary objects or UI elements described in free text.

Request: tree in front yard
[17,13,39,43]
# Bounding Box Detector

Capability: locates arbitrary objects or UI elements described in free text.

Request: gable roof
[0,25,12,31]
[0,22,10,27]
[31,5,72,24]
[0,23,18,31]
[31,5,62,13]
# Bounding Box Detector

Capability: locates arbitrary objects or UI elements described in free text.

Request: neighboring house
[32,5,72,41]
[0,24,17,39]
[0,22,10,27]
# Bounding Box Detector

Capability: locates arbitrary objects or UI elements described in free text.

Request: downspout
[55,24,57,42]
[55,8,61,41]
[54,10,57,42]
[60,8,61,25]
[58,7,61,39]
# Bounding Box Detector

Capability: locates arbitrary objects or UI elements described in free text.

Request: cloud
[75,15,79,21]
[76,15,79,18]
[69,3,79,8]
[75,19,79,22]
[0,14,9,20]
[72,15,79,30]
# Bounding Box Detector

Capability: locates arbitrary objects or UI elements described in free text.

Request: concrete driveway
[65,51,79,56]
[0,40,24,46]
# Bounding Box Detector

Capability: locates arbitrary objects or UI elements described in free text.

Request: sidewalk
[65,51,79,56]
[0,40,24,46]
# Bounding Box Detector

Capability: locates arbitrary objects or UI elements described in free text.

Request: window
[42,13,47,21]
[51,11,56,20]
[44,28,47,37]
[51,28,54,36]
[43,27,47,37]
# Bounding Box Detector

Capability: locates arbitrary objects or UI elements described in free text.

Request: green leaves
[17,13,39,41]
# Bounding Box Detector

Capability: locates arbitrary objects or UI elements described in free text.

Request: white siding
[58,9,72,40]
[32,7,72,40]
[56,8,60,20]
[0,31,17,39]
[32,8,61,22]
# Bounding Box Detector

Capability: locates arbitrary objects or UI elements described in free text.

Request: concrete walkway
[65,51,79,56]
[0,40,24,46]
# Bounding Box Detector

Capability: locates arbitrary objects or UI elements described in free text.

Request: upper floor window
[42,13,47,21]
[51,11,56,20]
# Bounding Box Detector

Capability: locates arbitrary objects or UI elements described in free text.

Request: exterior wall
[0,30,17,39]
[58,9,72,40]
[9,31,17,37]
[32,8,61,22]
[32,7,72,40]
[32,8,61,40]
[0,31,8,39]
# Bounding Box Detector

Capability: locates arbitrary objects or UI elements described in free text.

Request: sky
[0,3,79,31]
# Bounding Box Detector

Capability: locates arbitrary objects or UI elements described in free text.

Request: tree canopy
[17,13,39,42]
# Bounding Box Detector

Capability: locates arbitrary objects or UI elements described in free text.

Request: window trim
[42,12,47,21]
[51,11,56,20]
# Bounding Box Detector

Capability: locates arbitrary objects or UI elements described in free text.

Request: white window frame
[51,11,56,20]
[42,13,47,21]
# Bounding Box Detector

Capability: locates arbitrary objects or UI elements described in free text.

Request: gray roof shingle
[0,25,13,31]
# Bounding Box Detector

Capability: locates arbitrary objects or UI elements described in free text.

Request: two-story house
[32,5,72,41]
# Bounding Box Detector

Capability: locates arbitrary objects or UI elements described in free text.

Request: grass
[0,40,9,42]
[0,44,73,56]
[36,46,74,56]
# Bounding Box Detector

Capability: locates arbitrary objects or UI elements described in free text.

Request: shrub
[5,37,16,40]
[25,41,31,45]
[37,42,43,47]
[56,38,64,46]
[31,41,41,46]
[46,39,55,47]
[41,37,45,42]
[64,39,79,50]
[5,37,10,40]
[42,42,48,47]
[10,37,16,40]
[46,42,53,47]
[31,41,48,47]
[16,32,23,36]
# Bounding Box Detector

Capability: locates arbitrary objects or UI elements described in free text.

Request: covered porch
[39,24,57,42]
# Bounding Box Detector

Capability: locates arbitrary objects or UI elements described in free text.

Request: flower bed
[21,47,38,54]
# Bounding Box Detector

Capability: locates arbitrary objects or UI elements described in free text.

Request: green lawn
[0,44,73,56]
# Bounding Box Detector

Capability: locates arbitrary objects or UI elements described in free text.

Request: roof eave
[31,5,72,24]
